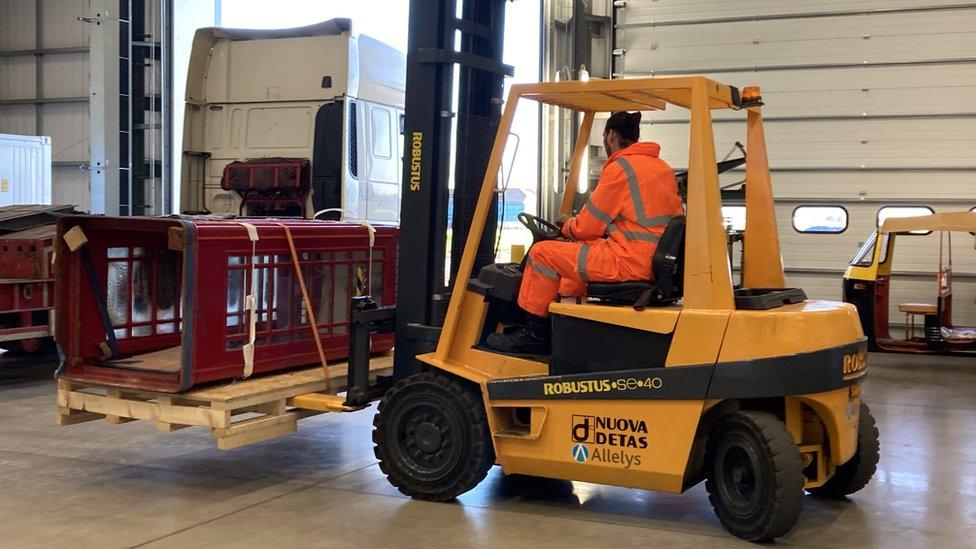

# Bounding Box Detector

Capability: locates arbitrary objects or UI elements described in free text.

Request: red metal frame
[871,275,975,355]
[0,231,56,350]
[56,216,397,392]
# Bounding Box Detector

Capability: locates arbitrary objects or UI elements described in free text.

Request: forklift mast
[451,0,508,285]
[346,0,514,397]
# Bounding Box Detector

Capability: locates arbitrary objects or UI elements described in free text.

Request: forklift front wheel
[705,411,805,542]
[373,371,495,502]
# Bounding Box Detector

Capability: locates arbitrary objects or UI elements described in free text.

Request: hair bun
[604,111,642,144]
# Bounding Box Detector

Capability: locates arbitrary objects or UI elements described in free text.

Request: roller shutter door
[613,0,976,325]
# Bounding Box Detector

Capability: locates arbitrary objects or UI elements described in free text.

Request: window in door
[877,205,934,235]
[792,205,848,234]
[370,107,392,159]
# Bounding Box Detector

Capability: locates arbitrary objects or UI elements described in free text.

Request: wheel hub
[721,444,760,514]
[393,401,461,479]
[415,422,442,452]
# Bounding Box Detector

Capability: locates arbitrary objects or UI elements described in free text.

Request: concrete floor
[1,352,975,548]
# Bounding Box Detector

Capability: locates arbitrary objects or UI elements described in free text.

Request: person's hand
[555,214,576,241]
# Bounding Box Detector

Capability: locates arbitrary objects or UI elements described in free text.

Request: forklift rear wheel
[808,402,879,498]
[373,371,495,502]
[705,411,804,542]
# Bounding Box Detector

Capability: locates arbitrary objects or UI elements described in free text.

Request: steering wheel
[518,212,562,243]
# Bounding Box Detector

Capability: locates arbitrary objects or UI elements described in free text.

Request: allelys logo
[571,443,590,463]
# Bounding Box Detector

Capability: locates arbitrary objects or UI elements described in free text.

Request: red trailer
[0,205,75,354]
[55,215,397,393]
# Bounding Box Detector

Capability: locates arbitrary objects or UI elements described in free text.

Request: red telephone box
[55,215,397,392]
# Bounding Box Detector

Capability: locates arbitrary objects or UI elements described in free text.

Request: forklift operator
[488,111,685,355]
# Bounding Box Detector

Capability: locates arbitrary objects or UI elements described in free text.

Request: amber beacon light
[741,86,762,102]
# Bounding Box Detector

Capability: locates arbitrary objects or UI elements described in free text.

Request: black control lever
[675,142,747,194]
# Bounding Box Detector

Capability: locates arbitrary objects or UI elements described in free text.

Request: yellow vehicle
[372,77,879,541]
[844,211,976,355]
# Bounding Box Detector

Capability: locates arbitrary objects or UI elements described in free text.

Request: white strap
[238,222,259,378]
[359,220,376,247]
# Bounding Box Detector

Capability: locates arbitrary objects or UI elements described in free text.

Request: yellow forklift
[47,4,875,542]
[363,77,880,541]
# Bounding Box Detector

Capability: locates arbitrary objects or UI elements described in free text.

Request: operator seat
[585,215,685,309]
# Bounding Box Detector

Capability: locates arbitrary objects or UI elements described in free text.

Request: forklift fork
[345,296,397,406]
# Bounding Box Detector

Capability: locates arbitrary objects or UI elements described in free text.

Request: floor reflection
[2,351,976,547]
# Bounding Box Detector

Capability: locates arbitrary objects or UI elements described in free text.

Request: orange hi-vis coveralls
[518,141,684,317]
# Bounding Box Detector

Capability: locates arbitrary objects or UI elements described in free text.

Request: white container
[0,134,53,206]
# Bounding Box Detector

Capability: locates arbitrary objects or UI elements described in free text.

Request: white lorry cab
[180,19,405,223]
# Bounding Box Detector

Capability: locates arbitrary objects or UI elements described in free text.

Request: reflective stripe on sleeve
[583,199,613,224]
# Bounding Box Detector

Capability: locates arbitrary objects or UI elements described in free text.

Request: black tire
[705,411,805,542]
[373,371,495,501]
[808,402,879,499]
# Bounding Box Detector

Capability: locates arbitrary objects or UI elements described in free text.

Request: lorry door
[363,103,400,223]
[311,100,345,216]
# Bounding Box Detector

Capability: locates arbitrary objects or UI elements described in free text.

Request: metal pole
[35,0,44,136]
[165,0,173,214]
[88,0,122,215]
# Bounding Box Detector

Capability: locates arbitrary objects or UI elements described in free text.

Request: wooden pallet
[57,354,393,450]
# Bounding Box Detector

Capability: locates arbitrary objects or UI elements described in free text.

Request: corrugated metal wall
[613,0,976,325]
[0,0,92,211]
